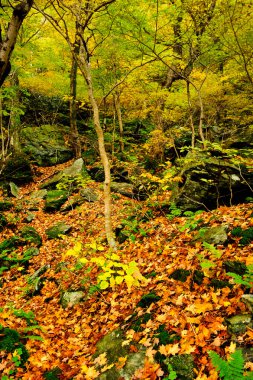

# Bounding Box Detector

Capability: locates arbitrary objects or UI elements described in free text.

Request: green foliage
[209,349,253,380]
[91,253,147,291]
[137,292,161,308]
[227,264,253,289]
[0,326,29,367]
[179,210,204,231]
[230,227,253,246]
[43,367,62,380]
[164,364,177,380]
[166,203,182,220]
[56,173,91,192]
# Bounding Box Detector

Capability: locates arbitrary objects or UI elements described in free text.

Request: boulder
[44,190,68,211]
[40,158,88,190]
[0,153,33,184]
[62,188,98,211]
[164,354,195,380]
[60,291,85,308]
[226,314,252,335]
[20,226,42,246]
[0,199,13,211]
[194,225,228,245]
[111,182,134,198]
[46,222,71,239]
[94,329,146,380]
[20,124,73,166]
[170,153,253,211]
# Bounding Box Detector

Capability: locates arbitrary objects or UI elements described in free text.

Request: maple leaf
[93,353,107,367]
[81,364,100,379]
[115,356,127,369]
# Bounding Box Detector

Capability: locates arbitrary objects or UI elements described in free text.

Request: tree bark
[69,38,82,158]
[80,47,117,250]
[113,93,124,152]
[0,0,34,87]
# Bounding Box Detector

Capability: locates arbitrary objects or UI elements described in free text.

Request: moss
[130,313,152,332]
[170,269,191,282]
[209,279,233,290]
[0,326,29,366]
[155,324,180,346]
[230,227,253,246]
[223,260,247,276]
[20,226,42,246]
[166,354,195,380]
[137,292,161,308]
[43,367,62,380]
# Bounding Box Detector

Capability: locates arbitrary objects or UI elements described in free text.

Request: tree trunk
[70,49,82,158]
[0,0,34,87]
[113,93,124,152]
[80,48,117,250]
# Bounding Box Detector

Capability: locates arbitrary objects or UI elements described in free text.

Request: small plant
[56,173,91,192]
[209,349,253,379]
[230,227,253,246]
[196,243,222,276]
[164,364,177,380]
[166,203,182,220]
[179,210,204,231]
[91,253,147,291]
[227,264,253,289]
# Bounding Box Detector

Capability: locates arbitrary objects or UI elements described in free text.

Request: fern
[209,349,253,380]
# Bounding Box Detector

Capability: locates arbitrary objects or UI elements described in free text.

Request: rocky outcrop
[20,124,73,166]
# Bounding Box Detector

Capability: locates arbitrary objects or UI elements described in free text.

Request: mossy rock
[40,158,88,190]
[165,354,195,380]
[223,260,247,276]
[43,367,62,380]
[209,279,233,290]
[1,153,33,184]
[21,124,73,166]
[170,269,191,282]
[194,225,228,245]
[0,213,7,230]
[95,329,146,380]
[46,222,71,239]
[0,199,13,211]
[226,314,252,335]
[60,291,86,308]
[44,190,68,211]
[230,227,253,246]
[137,292,161,308]
[20,226,42,246]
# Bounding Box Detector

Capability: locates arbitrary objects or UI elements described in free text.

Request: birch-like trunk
[80,49,117,250]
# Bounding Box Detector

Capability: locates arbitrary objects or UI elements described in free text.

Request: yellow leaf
[226,341,236,354]
[100,280,109,290]
[81,365,100,379]
[110,277,116,288]
[79,257,88,264]
[115,276,124,285]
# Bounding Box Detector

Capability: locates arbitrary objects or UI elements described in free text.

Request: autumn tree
[0,0,34,87]
[36,0,118,249]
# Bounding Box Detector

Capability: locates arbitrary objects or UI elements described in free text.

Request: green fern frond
[208,349,251,380]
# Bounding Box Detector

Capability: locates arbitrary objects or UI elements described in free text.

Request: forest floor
[0,160,253,380]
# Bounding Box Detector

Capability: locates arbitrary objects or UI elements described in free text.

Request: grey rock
[44,190,68,211]
[241,295,253,312]
[46,222,71,239]
[9,182,20,198]
[226,314,252,334]
[61,291,85,308]
[20,124,73,166]
[194,225,228,245]
[111,182,134,198]
[95,329,146,380]
[40,158,87,189]
[30,190,48,199]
